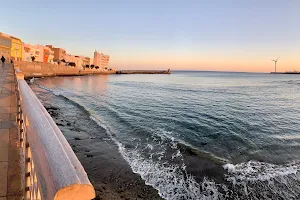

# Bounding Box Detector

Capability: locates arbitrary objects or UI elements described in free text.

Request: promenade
[0,63,22,200]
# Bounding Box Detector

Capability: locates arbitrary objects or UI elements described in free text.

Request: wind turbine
[271,56,280,73]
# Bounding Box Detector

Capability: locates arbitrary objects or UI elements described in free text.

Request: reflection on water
[36,75,109,95]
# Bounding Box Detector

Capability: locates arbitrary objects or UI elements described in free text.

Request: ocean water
[31,71,300,199]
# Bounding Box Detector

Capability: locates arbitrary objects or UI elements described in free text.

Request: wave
[223,160,300,199]
[90,114,224,200]
[37,83,300,200]
[224,160,300,183]
[37,84,225,199]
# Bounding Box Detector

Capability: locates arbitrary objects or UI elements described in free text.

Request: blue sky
[1,0,300,71]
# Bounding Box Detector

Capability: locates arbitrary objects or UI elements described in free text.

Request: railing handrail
[15,69,95,200]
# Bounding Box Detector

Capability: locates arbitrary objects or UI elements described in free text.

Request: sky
[1,0,300,72]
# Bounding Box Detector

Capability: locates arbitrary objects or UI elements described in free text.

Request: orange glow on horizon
[110,53,300,73]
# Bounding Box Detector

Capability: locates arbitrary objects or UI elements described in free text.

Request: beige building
[22,44,54,63]
[22,43,41,62]
[46,45,66,62]
[48,49,54,63]
[94,51,110,69]
[83,57,90,66]
[64,54,86,67]
[33,44,45,62]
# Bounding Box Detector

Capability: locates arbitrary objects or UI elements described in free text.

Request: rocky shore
[31,83,163,200]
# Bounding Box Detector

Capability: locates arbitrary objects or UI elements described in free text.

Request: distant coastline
[270,72,300,74]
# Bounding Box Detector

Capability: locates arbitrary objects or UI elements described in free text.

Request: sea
[30,71,300,200]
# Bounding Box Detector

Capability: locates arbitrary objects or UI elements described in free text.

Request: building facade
[22,44,53,63]
[43,46,53,63]
[48,49,54,63]
[10,36,22,61]
[0,32,12,60]
[94,51,110,69]
[32,45,45,62]
[64,54,85,67]
[22,43,33,62]
[83,57,90,66]
[22,44,40,62]
[50,47,66,62]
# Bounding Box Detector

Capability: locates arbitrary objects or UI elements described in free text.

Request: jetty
[116,69,171,74]
[0,63,95,199]
[270,71,300,74]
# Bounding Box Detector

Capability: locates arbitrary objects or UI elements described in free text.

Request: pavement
[0,63,22,200]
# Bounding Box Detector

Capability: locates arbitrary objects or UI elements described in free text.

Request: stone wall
[14,61,116,78]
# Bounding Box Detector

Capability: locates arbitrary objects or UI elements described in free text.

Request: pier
[0,64,95,199]
[270,72,300,74]
[116,69,171,74]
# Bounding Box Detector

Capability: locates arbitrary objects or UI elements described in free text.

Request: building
[48,49,54,63]
[22,43,33,62]
[22,44,55,63]
[22,44,41,62]
[83,57,90,66]
[46,45,66,62]
[53,48,66,62]
[64,54,79,66]
[94,51,110,69]
[43,47,49,63]
[10,36,22,61]
[0,32,12,60]
[32,45,45,62]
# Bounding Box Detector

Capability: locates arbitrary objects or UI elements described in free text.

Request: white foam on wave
[90,116,222,200]
[117,143,220,200]
[223,160,300,184]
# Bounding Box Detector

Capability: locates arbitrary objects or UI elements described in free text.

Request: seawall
[15,61,116,78]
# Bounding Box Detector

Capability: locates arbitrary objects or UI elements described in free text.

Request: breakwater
[270,72,300,74]
[116,69,171,74]
[15,61,116,78]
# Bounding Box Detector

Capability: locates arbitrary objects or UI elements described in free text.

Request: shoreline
[15,61,171,78]
[29,76,229,199]
[30,82,163,200]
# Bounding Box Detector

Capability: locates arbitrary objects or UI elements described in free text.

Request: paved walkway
[0,63,22,200]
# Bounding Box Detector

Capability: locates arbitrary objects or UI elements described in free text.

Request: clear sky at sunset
[1,0,299,72]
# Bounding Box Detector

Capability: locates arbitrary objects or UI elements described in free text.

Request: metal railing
[14,66,95,200]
